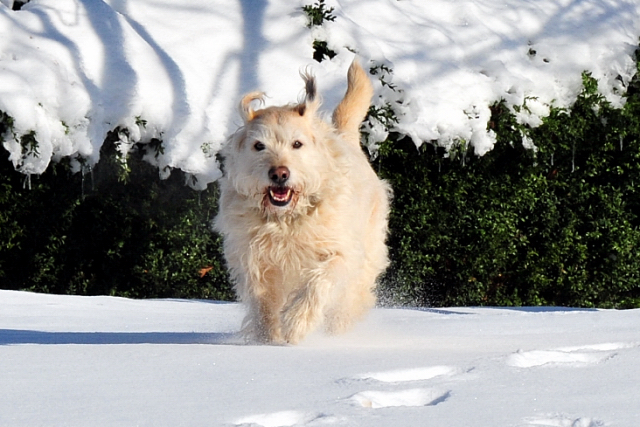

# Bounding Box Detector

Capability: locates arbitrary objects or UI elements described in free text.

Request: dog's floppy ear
[239,92,265,123]
[296,69,319,117]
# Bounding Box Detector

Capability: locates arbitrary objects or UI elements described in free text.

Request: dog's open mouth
[267,186,294,207]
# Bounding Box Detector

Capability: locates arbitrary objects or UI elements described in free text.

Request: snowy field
[1,0,640,184]
[3,2,640,425]
[1,290,639,427]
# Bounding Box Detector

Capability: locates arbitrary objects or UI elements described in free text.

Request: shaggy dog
[213,60,391,344]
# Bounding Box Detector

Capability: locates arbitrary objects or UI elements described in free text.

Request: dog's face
[222,101,337,218]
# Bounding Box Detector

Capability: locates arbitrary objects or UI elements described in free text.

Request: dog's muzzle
[267,166,294,207]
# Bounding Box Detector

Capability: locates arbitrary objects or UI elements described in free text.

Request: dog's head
[220,72,343,219]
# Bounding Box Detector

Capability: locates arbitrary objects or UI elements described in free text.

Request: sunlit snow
[1,290,639,426]
[1,0,639,186]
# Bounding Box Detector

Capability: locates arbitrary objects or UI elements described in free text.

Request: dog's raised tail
[332,59,374,145]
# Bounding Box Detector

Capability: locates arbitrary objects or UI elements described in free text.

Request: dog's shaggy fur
[213,60,391,344]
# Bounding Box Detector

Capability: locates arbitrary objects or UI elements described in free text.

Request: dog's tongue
[269,186,293,206]
[272,187,289,198]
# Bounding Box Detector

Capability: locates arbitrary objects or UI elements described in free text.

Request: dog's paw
[240,317,285,345]
[324,312,354,336]
[263,324,285,345]
[280,313,307,345]
[281,295,316,344]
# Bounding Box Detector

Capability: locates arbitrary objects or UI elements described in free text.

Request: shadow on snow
[0,329,239,346]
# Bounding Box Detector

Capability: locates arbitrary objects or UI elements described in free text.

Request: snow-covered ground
[2,3,640,424]
[1,0,639,185]
[1,289,639,426]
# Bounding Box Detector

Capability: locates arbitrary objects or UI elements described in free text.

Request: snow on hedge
[1,0,639,186]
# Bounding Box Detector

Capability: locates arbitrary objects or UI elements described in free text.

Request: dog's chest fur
[246,213,338,286]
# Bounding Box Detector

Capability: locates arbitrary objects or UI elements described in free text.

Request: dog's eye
[292,140,303,149]
[253,141,266,151]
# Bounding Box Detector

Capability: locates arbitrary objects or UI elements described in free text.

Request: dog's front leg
[239,278,287,344]
[280,260,341,344]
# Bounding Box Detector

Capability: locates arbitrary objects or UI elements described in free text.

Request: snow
[1,0,639,184]
[2,2,640,424]
[1,290,640,426]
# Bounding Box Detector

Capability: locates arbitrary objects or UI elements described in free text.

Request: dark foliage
[2,2,639,309]
[301,0,338,62]
[0,131,232,300]
[376,69,640,309]
[12,1,30,11]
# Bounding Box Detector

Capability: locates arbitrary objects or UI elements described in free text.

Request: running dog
[214,59,391,344]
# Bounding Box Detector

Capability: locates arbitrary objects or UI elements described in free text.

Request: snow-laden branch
[1,0,639,186]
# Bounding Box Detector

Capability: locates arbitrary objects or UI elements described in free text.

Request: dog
[213,59,391,344]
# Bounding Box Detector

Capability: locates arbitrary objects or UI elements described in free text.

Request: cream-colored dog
[214,60,391,344]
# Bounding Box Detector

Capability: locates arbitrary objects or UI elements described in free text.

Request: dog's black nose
[269,166,290,185]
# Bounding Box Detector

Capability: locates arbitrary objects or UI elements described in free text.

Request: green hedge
[0,128,232,300]
[377,67,640,309]
[2,46,640,308]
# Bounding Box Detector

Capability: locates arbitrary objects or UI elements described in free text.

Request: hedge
[2,27,640,307]
[376,63,640,309]
[0,127,232,300]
